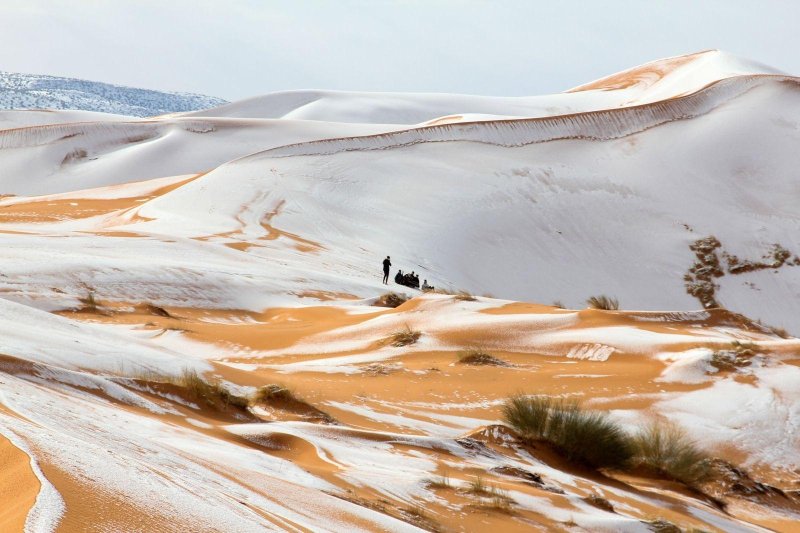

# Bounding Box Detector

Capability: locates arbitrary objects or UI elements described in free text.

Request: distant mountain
[0,71,227,117]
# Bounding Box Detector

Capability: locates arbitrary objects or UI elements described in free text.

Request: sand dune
[2,50,800,531]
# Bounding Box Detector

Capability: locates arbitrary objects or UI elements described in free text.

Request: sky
[0,0,798,101]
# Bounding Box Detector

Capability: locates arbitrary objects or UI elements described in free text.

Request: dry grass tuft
[586,295,619,310]
[503,395,634,469]
[583,493,614,513]
[177,368,250,410]
[129,368,250,411]
[426,472,452,490]
[79,291,99,312]
[632,422,711,486]
[373,292,409,308]
[483,492,514,513]
[252,384,337,424]
[387,325,421,347]
[710,340,757,371]
[645,518,682,533]
[453,290,477,302]
[457,349,509,367]
[767,325,790,339]
[253,383,297,404]
[467,475,490,495]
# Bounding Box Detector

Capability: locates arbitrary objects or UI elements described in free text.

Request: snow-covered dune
[0,117,398,195]
[0,51,798,332]
[3,50,800,532]
[123,72,800,332]
[188,50,780,124]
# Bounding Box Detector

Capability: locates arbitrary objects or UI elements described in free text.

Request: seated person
[395,270,404,284]
[421,280,433,291]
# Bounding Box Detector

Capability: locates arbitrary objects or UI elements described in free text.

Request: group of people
[382,256,434,291]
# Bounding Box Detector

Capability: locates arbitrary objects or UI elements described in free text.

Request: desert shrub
[457,349,508,366]
[79,291,99,312]
[551,407,634,469]
[373,292,409,308]
[429,288,477,301]
[252,384,336,424]
[552,300,565,309]
[503,395,634,469]
[130,368,250,411]
[61,148,88,165]
[426,472,452,489]
[253,384,297,404]
[587,295,619,310]
[502,395,553,439]
[485,491,514,513]
[632,422,711,486]
[768,326,790,339]
[467,475,489,495]
[453,290,477,302]
[710,341,756,371]
[645,519,682,533]
[178,368,250,409]
[387,325,421,347]
[731,340,756,355]
[583,493,614,513]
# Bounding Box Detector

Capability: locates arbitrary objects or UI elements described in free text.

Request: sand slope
[1,50,800,531]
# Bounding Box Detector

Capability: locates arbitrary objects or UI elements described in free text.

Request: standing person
[382,256,391,285]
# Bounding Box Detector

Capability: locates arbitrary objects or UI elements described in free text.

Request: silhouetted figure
[382,256,391,285]
[395,270,404,284]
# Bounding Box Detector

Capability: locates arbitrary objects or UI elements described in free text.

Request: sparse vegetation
[502,394,552,439]
[387,325,421,347]
[457,349,509,367]
[145,303,173,318]
[586,295,619,310]
[129,367,250,411]
[503,395,634,469]
[645,518,682,533]
[485,491,514,513]
[453,290,477,302]
[373,292,409,308]
[177,368,250,409]
[463,476,515,513]
[632,422,711,486]
[252,384,337,424]
[725,243,793,274]
[61,148,88,165]
[467,474,489,495]
[253,383,297,404]
[79,291,99,312]
[709,341,757,371]
[583,493,614,513]
[766,325,790,339]
[685,236,724,308]
[426,472,452,489]
[552,300,565,309]
[399,503,441,532]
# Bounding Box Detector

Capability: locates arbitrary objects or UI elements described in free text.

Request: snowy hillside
[0,71,227,117]
[1,50,796,331]
[188,50,781,124]
[3,49,800,532]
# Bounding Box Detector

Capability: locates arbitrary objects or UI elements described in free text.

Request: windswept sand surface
[3,292,800,532]
[2,50,800,531]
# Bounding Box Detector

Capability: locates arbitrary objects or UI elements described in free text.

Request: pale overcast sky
[0,1,797,101]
